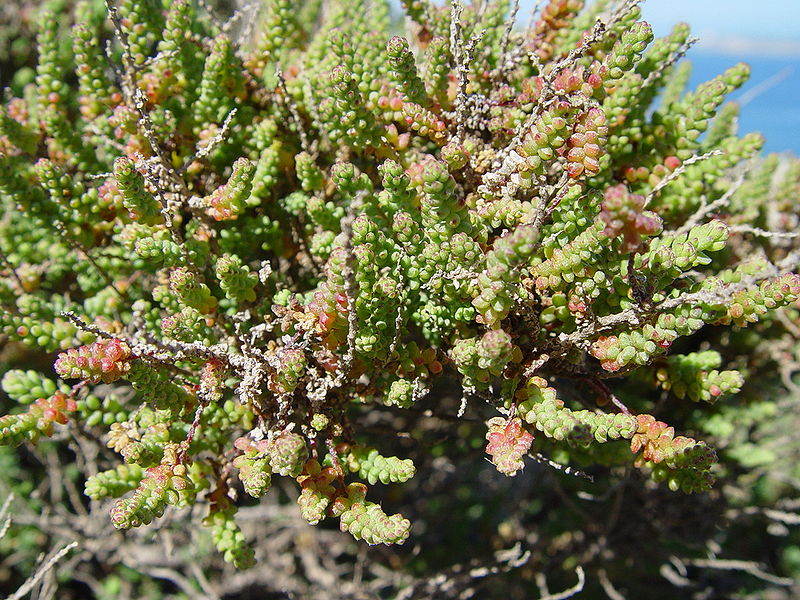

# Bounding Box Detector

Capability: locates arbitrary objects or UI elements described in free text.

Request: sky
[514,0,800,56]
[635,0,800,52]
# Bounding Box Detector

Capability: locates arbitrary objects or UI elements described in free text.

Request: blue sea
[677,52,799,155]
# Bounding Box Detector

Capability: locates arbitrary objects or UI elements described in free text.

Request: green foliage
[0,1,799,596]
[342,444,416,484]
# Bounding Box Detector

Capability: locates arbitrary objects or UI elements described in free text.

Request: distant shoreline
[694,36,800,59]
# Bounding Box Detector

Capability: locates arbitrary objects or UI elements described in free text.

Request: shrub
[1,0,799,596]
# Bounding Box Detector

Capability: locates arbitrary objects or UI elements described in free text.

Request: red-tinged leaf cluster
[725,273,800,326]
[630,414,716,471]
[590,335,622,372]
[296,459,339,525]
[529,0,584,61]
[306,285,349,348]
[566,107,608,179]
[54,338,132,384]
[35,391,78,434]
[485,416,535,476]
[599,184,663,253]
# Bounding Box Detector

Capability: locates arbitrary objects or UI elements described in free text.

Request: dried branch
[644,150,724,208]
[498,0,521,69]
[728,224,800,240]
[104,1,188,199]
[641,35,699,90]
[0,494,13,542]
[4,541,79,600]
[276,67,311,153]
[685,558,794,586]
[537,566,586,600]
[450,1,486,141]
[675,169,748,234]
[598,568,626,600]
[181,108,239,171]
[61,311,115,340]
[335,192,365,383]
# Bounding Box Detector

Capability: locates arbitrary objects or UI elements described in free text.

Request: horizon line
[692,34,800,58]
